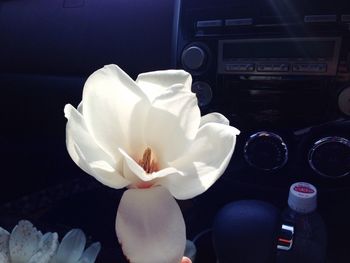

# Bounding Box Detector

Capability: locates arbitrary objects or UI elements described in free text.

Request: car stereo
[218,37,341,76]
[173,0,350,127]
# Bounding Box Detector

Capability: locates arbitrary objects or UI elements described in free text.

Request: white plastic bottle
[277,182,327,263]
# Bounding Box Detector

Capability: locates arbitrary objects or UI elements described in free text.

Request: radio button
[256,63,289,72]
[293,64,301,72]
[309,64,321,72]
[196,20,223,28]
[257,65,264,71]
[272,65,280,71]
[225,18,253,26]
[247,65,255,71]
[225,63,254,72]
[316,64,327,72]
[341,15,350,22]
[257,64,273,72]
[272,64,289,72]
[225,64,239,71]
[304,15,337,23]
[281,64,289,72]
[292,63,327,73]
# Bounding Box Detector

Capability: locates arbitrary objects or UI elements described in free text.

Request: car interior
[0,0,350,262]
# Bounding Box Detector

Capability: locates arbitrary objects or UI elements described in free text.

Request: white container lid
[288,182,317,214]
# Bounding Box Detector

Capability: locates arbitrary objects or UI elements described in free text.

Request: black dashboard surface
[0,0,350,262]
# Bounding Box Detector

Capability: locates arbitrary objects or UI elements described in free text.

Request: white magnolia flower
[0,220,100,263]
[64,64,239,263]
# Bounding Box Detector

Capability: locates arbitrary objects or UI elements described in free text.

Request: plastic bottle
[276,182,327,263]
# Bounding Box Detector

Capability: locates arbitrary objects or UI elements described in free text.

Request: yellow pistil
[138,147,159,173]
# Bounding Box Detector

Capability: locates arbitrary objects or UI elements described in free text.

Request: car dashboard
[0,0,350,262]
[173,1,350,261]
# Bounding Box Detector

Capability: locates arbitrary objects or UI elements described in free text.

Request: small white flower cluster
[0,220,100,263]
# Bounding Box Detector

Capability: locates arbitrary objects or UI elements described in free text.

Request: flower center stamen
[138,147,159,173]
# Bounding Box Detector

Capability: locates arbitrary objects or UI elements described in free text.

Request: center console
[173,2,350,262]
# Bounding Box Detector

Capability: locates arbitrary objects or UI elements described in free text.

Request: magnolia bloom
[0,220,100,263]
[64,65,239,263]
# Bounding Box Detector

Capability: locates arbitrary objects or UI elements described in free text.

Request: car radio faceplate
[173,0,350,122]
[218,37,342,76]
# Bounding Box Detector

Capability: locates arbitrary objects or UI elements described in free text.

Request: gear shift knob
[212,200,280,263]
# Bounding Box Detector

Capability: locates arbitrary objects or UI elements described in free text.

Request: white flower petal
[0,227,10,261]
[9,220,43,263]
[51,229,86,263]
[77,242,101,263]
[136,70,192,101]
[119,148,150,182]
[116,187,186,263]
[154,167,184,178]
[122,157,145,187]
[145,86,201,162]
[121,155,181,189]
[65,104,130,189]
[200,112,230,126]
[159,123,239,200]
[28,232,59,263]
[77,102,83,113]
[82,64,150,157]
[119,148,181,185]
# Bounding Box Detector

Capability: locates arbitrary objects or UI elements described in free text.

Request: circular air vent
[244,131,288,171]
[308,136,350,178]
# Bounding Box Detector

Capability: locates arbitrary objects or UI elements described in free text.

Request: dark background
[0,0,350,262]
[0,0,175,261]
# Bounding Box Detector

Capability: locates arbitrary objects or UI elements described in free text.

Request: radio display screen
[222,39,335,59]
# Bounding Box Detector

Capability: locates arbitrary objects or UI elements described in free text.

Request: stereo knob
[244,132,288,171]
[191,81,213,107]
[338,86,350,116]
[308,136,350,178]
[181,45,207,71]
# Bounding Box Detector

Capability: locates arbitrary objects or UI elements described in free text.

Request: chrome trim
[308,136,350,178]
[244,131,288,171]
